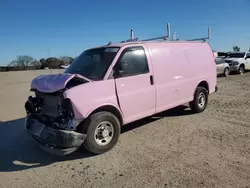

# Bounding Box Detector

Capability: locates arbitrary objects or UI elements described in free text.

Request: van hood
[31,73,91,93]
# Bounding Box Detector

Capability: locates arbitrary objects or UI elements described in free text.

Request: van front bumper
[229,65,239,72]
[25,114,86,155]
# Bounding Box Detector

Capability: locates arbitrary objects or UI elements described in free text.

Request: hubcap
[94,121,114,146]
[198,92,206,108]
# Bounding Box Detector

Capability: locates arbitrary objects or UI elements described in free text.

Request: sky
[0,0,250,65]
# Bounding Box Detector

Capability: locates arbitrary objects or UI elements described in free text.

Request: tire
[80,111,121,155]
[189,86,208,113]
[223,67,230,77]
[238,65,245,75]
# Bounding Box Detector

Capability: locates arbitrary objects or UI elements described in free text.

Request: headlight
[232,61,239,66]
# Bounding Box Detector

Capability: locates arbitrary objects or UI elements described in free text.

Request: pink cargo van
[25,36,217,155]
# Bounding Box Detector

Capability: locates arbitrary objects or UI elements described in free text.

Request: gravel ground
[0,70,249,188]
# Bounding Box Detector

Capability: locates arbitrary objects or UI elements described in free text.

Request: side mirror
[113,61,127,78]
[113,66,126,78]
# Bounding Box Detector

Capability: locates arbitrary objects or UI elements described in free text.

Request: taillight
[212,52,216,58]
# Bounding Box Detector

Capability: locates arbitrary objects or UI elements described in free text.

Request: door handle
[150,75,154,85]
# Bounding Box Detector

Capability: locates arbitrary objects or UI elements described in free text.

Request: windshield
[226,52,245,58]
[65,47,120,80]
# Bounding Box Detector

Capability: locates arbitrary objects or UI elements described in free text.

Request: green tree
[233,45,240,52]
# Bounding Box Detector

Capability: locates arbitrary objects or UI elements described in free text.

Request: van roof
[90,40,206,50]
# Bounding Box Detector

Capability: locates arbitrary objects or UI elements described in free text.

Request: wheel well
[76,105,123,133]
[89,105,123,125]
[197,81,209,93]
[240,64,245,68]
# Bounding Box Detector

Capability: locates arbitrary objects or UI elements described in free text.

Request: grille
[41,94,62,117]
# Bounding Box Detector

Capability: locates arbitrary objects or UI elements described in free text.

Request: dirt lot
[0,70,249,188]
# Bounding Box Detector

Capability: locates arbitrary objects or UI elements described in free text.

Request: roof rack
[119,23,211,43]
[186,27,211,42]
[142,23,171,41]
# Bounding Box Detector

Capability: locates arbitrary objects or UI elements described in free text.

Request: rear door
[113,45,156,123]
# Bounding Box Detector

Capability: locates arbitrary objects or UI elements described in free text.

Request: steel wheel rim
[94,121,114,146]
[198,92,206,108]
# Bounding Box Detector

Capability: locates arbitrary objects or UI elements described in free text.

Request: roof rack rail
[120,29,139,43]
[119,23,211,43]
[142,23,171,41]
[186,27,211,42]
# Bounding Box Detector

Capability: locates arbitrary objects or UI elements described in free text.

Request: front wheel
[80,111,121,155]
[238,65,245,75]
[189,86,208,113]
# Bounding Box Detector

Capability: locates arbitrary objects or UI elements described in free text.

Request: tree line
[0,55,75,72]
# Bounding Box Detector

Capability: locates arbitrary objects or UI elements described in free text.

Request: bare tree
[58,56,74,65]
[8,55,35,67]
[29,59,41,66]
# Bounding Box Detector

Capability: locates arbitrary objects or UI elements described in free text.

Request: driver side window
[114,46,149,78]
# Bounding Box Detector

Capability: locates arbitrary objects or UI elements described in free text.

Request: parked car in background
[217,52,228,59]
[215,57,230,77]
[213,51,228,59]
[224,52,250,74]
[59,64,70,69]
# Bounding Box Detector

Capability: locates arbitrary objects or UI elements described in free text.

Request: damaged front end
[25,73,88,155]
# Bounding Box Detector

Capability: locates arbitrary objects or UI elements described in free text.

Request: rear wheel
[189,86,208,113]
[223,67,230,77]
[80,111,121,155]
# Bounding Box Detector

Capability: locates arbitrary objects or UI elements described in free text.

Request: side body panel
[146,42,216,113]
[187,42,217,95]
